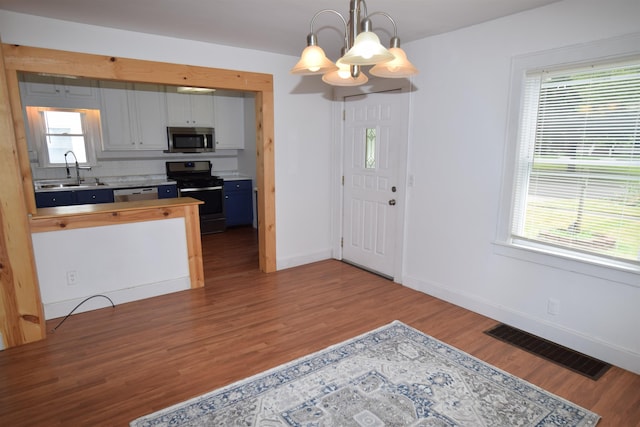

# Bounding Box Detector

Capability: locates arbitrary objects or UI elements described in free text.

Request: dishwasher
[113,187,158,202]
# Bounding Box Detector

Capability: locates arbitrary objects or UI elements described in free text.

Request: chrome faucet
[64,150,91,185]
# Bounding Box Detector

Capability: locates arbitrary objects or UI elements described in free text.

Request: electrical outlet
[66,270,78,286]
[547,298,560,315]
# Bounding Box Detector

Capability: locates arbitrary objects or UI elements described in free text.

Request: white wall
[32,218,190,319]
[402,0,640,373]
[3,0,639,374]
[0,10,335,270]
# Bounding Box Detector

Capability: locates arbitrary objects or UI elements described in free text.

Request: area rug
[130,321,600,426]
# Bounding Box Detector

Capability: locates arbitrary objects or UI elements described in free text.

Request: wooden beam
[1,44,273,92]
[0,43,276,349]
[0,39,45,347]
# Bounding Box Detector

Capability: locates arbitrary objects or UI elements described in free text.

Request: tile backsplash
[31,156,239,181]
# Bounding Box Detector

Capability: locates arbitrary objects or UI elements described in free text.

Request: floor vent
[484,324,611,380]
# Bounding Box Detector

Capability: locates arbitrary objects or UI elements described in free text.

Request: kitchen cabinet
[75,188,115,205]
[224,180,253,227]
[35,188,114,208]
[100,82,167,151]
[214,91,245,149]
[35,191,75,208]
[158,184,178,199]
[20,74,100,109]
[165,87,215,127]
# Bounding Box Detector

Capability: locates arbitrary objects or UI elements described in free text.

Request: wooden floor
[1,226,638,426]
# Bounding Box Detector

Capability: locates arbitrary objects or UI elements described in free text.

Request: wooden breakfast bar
[30,197,205,290]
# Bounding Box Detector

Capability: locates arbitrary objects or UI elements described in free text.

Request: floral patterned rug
[130,321,600,426]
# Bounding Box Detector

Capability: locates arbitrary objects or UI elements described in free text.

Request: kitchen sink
[36,182,108,189]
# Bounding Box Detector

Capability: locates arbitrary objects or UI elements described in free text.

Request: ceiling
[0,0,563,60]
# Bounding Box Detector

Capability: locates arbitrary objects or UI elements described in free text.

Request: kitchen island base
[30,198,204,320]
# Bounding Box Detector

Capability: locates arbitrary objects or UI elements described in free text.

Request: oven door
[179,186,224,216]
[179,186,226,233]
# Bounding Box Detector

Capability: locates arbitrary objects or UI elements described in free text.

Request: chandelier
[290,0,418,86]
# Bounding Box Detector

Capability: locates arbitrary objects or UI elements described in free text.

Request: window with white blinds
[511,60,640,268]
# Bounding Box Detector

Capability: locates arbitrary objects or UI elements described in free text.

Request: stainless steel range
[166,160,225,234]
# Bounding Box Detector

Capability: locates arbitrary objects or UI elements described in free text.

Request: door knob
[389,199,396,206]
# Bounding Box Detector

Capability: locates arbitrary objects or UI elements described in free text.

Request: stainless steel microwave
[166,126,215,153]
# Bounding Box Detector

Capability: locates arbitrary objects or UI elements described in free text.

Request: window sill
[492,240,639,288]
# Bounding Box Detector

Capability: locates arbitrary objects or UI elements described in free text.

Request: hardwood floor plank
[0,226,638,426]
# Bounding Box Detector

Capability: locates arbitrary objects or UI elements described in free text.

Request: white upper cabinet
[214,91,245,150]
[20,73,100,109]
[165,87,215,127]
[100,82,167,151]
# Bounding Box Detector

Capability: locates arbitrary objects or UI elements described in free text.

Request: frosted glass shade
[340,31,394,65]
[290,45,338,75]
[322,62,368,86]
[369,47,418,78]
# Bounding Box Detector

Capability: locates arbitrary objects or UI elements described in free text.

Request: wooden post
[0,37,46,347]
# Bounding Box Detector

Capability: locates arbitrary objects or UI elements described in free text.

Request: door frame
[330,78,412,283]
[0,44,276,348]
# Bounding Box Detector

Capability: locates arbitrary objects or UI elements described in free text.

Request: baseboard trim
[43,277,190,320]
[402,275,640,375]
[277,249,332,271]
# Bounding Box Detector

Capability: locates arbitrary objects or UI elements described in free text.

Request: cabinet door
[100,81,137,150]
[22,74,60,98]
[224,180,253,226]
[62,79,98,100]
[131,83,167,150]
[35,191,75,208]
[158,184,178,199]
[101,82,166,151]
[189,93,215,127]
[165,90,193,126]
[166,89,215,127]
[75,188,114,205]
[22,74,99,107]
[214,93,245,149]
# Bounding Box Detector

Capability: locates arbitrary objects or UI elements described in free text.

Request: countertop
[34,176,176,193]
[216,173,253,181]
[34,173,253,192]
[31,196,203,220]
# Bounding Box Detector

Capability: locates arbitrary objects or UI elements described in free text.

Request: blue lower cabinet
[75,188,114,205]
[35,184,177,208]
[35,191,75,208]
[224,180,253,227]
[158,184,178,199]
[35,188,114,208]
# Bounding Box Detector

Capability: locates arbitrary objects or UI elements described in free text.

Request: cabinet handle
[225,195,229,199]
[92,195,96,199]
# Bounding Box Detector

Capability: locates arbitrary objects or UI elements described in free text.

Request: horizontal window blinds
[512,61,640,266]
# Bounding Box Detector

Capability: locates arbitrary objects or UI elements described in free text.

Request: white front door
[342,91,407,279]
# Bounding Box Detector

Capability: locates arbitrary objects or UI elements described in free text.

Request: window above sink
[25,106,101,168]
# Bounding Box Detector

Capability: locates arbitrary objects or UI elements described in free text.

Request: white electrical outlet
[547,298,560,315]
[66,270,78,286]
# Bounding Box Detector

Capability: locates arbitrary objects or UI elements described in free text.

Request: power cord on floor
[50,294,116,333]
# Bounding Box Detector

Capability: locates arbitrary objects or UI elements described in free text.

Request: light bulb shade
[339,31,395,65]
[290,45,338,75]
[369,47,419,78]
[322,62,369,86]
